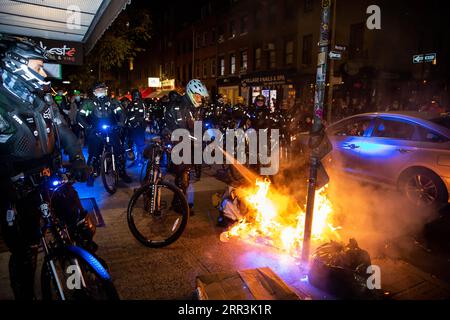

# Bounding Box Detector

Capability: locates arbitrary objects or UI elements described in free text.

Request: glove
[71,157,90,182]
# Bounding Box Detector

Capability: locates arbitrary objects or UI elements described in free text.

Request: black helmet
[0,34,53,93]
[93,82,107,91]
[168,90,180,102]
[92,82,108,98]
[131,89,142,101]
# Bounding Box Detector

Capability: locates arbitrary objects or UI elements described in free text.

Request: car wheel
[399,168,448,208]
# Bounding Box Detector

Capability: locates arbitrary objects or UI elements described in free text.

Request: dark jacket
[0,86,83,179]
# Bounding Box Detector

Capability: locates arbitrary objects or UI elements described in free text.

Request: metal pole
[326,0,337,124]
[301,0,332,263]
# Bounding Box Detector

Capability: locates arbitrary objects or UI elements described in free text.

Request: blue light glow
[52,180,61,187]
[67,245,111,281]
[102,125,110,130]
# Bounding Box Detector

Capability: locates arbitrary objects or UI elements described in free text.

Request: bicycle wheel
[101,151,118,195]
[41,246,119,300]
[127,181,189,248]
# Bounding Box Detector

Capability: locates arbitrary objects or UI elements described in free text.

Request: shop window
[285,40,294,65]
[230,53,236,74]
[302,34,312,65]
[255,47,262,69]
[241,50,248,72]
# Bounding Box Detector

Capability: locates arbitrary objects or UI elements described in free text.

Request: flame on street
[220,179,341,256]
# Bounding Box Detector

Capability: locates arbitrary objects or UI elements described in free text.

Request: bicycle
[11,168,119,300]
[99,124,121,195]
[127,136,189,248]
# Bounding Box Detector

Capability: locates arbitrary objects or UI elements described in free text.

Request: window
[268,46,276,69]
[241,16,248,34]
[349,23,365,59]
[229,20,236,38]
[372,119,415,140]
[211,29,216,44]
[331,117,373,137]
[218,25,225,43]
[196,60,201,78]
[230,53,236,74]
[241,50,248,71]
[255,9,262,28]
[285,0,296,19]
[416,126,448,143]
[285,40,294,65]
[268,1,277,22]
[203,60,208,78]
[202,32,207,47]
[255,48,262,69]
[304,0,313,12]
[211,59,216,77]
[302,34,313,65]
[219,57,225,76]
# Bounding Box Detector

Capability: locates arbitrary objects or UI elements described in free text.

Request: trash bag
[308,239,376,299]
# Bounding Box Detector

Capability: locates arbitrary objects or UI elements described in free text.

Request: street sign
[424,53,437,63]
[413,54,424,64]
[329,50,342,60]
[413,53,437,64]
[334,44,347,51]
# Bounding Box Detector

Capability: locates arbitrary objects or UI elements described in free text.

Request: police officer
[0,35,93,299]
[126,89,146,163]
[80,82,132,183]
[164,79,209,214]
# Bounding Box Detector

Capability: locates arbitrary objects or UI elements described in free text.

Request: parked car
[323,112,450,207]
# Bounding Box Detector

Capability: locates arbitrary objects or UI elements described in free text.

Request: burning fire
[221,179,341,256]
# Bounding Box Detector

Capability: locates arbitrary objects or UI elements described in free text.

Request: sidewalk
[0,165,449,300]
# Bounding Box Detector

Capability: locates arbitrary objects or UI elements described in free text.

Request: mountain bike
[127,137,189,248]
[11,168,119,300]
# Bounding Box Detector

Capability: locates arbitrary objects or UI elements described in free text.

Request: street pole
[301,0,332,263]
[326,0,337,124]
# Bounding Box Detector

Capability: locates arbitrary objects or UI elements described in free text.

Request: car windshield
[430,115,450,130]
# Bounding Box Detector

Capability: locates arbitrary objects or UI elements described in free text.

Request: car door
[357,117,418,185]
[326,116,375,176]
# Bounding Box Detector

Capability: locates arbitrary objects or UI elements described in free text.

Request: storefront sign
[148,77,161,88]
[33,37,83,65]
[161,79,175,90]
[241,74,287,87]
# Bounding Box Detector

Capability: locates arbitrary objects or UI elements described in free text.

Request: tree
[69,5,152,90]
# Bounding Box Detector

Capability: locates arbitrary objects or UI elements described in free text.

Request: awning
[140,87,154,99]
[0,0,130,53]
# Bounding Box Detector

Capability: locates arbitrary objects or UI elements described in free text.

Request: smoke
[269,151,437,258]
[325,172,437,256]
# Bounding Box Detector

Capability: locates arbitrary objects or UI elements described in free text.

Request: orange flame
[221,179,341,257]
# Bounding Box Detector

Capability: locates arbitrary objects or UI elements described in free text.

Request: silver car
[324,112,450,207]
